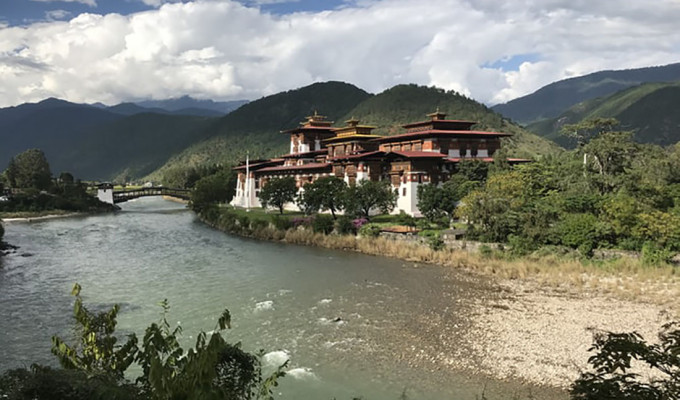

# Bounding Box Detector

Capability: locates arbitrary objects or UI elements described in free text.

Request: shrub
[270,215,293,231]
[312,214,335,235]
[427,234,445,251]
[358,223,381,238]
[292,216,313,229]
[250,218,269,231]
[335,216,355,235]
[640,242,673,266]
[479,244,493,258]
[507,234,537,256]
[237,214,251,230]
[352,218,368,230]
[396,211,416,227]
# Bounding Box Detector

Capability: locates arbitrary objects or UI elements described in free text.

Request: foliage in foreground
[1,284,286,400]
[572,322,680,400]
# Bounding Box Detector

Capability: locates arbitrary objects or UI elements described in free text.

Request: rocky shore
[462,279,673,388]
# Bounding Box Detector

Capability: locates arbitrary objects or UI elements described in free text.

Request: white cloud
[31,0,97,7]
[1,0,680,107]
[45,9,73,21]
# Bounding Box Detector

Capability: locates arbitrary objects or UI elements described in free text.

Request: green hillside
[527,82,680,147]
[147,83,557,184]
[492,62,680,124]
[339,84,559,158]
[145,81,372,182]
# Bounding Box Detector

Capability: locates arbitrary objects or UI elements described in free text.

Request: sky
[0,0,679,107]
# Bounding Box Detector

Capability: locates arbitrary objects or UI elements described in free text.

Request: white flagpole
[245,152,250,211]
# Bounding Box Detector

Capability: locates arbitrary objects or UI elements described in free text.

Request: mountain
[527,82,680,147]
[145,81,373,181]
[136,96,248,115]
[338,84,558,158]
[0,98,218,180]
[492,63,680,125]
[146,82,557,183]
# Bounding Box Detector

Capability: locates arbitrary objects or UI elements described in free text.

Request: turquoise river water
[0,197,564,399]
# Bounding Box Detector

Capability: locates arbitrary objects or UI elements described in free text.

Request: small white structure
[97,183,114,204]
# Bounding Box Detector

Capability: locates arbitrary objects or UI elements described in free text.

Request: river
[0,197,564,400]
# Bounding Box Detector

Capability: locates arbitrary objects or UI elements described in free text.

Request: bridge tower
[97,183,114,204]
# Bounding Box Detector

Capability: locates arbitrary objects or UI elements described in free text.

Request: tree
[561,117,619,148]
[10,149,53,190]
[258,177,297,214]
[190,169,236,213]
[417,175,481,223]
[297,176,347,218]
[571,322,680,400]
[344,180,397,218]
[58,172,75,185]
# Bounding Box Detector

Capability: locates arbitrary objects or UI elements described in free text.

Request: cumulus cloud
[31,0,97,7]
[1,0,680,107]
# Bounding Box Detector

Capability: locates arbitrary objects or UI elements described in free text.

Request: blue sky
[0,0,348,26]
[0,0,679,107]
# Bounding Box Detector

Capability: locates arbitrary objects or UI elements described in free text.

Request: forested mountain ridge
[492,62,680,124]
[145,81,373,182]
[338,84,559,159]
[527,82,680,147]
[146,82,558,184]
[0,98,219,180]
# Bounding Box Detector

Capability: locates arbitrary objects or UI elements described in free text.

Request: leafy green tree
[191,169,236,213]
[571,322,680,400]
[296,176,347,218]
[417,175,481,223]
[8,149,53,190]
[343,180,397,218]
[258,177,297,214]
[561,117,619,148]
[58,172,75,185]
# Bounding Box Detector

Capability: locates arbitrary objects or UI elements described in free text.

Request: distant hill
[0,98,218,180]
[146,82,557,183]
[526,82,680,147]
[492,63,680,124]
[338,84,558,158]
[145,81,372,182]
[136,96,248,115]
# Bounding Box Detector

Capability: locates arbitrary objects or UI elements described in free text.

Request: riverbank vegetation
[0,284,286,400]
[0,149,116,219]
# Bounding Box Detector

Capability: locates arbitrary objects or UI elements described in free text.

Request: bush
[335,216,355,235]
[395,211,416,227]
[507,234,537,256]
[270,215,293,231]
[237,214,251,230]
[292,216,313,229]
[250,218,269,231]
[427,234,445,251]
[641,242,674,266]
[312,214,335,234]
[358,223,381,238]
[352,218,368,230]
[479,244,493,258]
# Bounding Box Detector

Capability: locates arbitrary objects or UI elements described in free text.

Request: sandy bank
[1,212,84,223]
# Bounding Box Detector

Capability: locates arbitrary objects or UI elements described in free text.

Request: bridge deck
[113,187,191,203]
